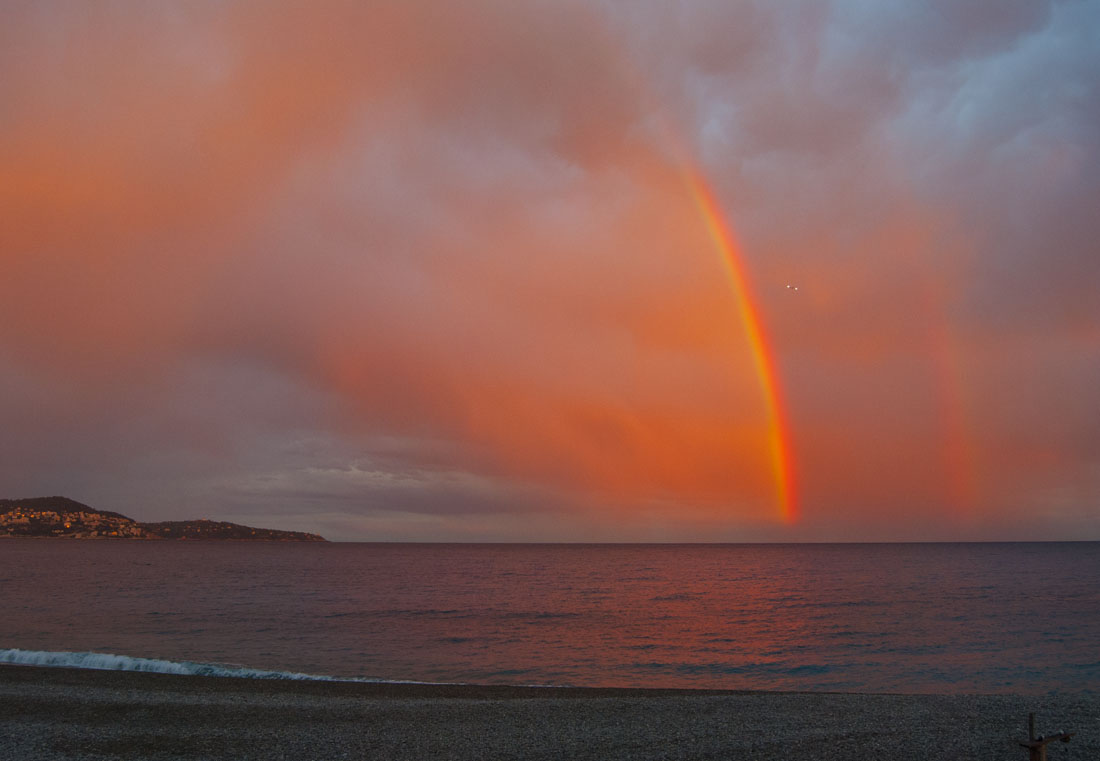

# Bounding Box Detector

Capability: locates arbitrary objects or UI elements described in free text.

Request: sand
[1,664,1096,760]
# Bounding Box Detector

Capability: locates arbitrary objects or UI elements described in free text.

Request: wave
[0,648,374,682]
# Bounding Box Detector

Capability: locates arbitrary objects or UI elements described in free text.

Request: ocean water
[1,540,1097,694]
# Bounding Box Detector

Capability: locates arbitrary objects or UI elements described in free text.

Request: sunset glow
[1,1,1097,541]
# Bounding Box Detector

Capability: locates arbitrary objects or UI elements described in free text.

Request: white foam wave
[0,648,367,682]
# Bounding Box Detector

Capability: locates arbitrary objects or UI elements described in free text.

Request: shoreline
[2,664,1096,760]
[0,662,754,700]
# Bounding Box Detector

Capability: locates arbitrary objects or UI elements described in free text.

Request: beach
[2,665,1096,760]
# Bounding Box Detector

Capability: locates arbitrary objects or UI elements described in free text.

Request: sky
[2,0,1098,542]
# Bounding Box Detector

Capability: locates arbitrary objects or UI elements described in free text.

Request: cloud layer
[2,0,1097,540]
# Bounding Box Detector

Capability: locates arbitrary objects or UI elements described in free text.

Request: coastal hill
[0,496,326,541]
[140,519,325,541]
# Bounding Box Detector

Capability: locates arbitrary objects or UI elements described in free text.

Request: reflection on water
[1,541,1097,693]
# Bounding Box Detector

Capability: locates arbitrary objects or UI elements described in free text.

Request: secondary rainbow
[685,168,798,523]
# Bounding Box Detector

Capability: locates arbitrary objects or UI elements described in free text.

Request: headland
[0,496,325,541]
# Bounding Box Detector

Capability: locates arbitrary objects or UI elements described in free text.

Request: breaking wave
[0,648,372,682]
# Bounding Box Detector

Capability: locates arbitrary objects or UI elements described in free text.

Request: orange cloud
[2,0,1097,539]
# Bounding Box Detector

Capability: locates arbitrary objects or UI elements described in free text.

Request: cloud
[1,0,1097,539]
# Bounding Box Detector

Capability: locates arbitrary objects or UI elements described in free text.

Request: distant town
[0,496,326,542]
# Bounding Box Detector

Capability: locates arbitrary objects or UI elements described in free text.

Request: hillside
[0,497,326,541]
[0,497,155,538]
[140,519,325,542]
[0,496,133,522]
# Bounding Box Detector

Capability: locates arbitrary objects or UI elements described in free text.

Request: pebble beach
[2,664,1097,760]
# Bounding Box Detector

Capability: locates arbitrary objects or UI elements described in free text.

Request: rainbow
[924,285,979,514]
[684,169,798,523]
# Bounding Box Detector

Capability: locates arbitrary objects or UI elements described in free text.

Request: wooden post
[1020,713,1074,760]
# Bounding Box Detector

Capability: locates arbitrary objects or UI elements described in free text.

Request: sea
[1,540,1097,694]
